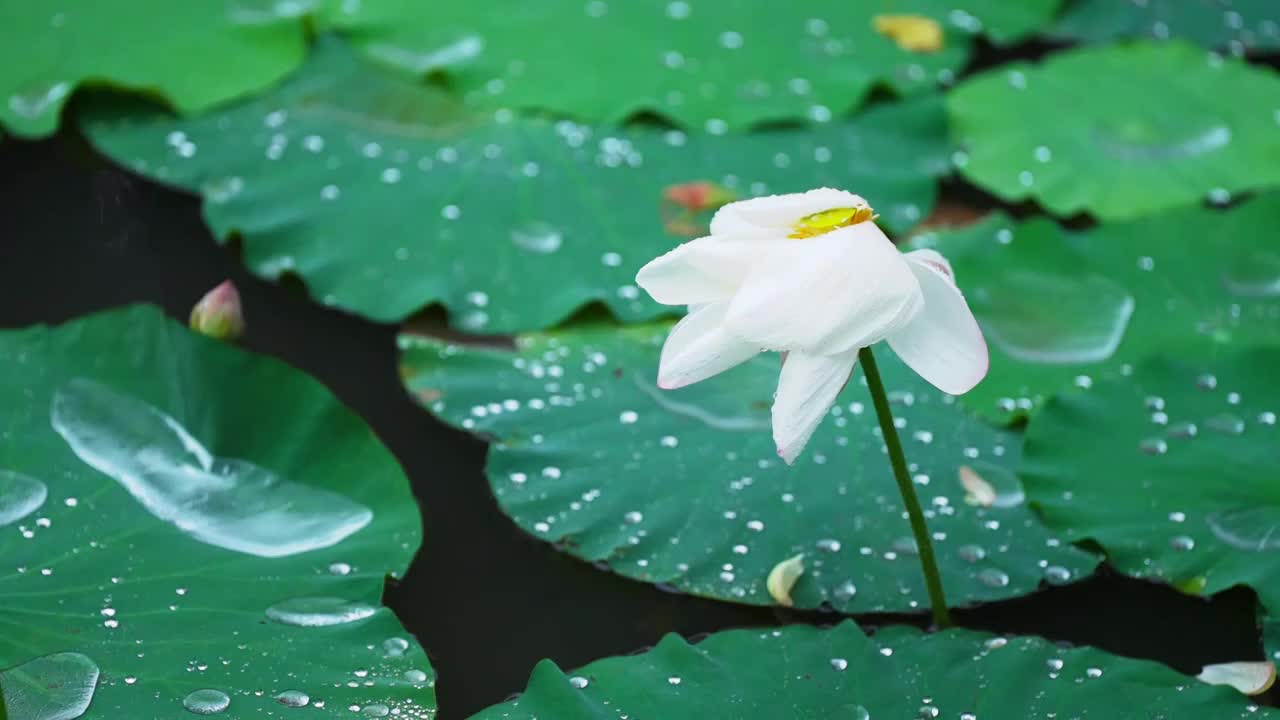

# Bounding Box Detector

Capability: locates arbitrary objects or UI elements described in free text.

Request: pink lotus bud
[189,280,245,341]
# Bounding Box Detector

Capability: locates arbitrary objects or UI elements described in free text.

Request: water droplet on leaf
[275,690,310,707]
[265,597,377,627]
[973,271,1134,364]
[51,379,373,558]
[0,652,99,720]
[0,469,47,526]
[183,689,230,715]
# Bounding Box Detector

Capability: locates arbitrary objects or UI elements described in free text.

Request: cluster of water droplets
[1127,364,1280,569]
[413,327,1087,613]
[87,29,951,332]
[441,2,965,130]
[1138,373,1273,456]
[1126,5,1279,56]
[162,626,433,716]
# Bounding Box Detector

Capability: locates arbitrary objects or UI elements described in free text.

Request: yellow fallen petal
[766,554,805,607]
[873,14,944,53]
[959,465,996,507]
[1196,661,1277,695]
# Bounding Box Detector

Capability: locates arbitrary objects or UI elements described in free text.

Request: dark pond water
[0,119,1269,718]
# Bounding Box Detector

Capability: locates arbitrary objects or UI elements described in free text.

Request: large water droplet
[183,688,230,715]
[978,567,1010,588]
[972,271,1134,364]
[833,580,857,601]
[1138,437,1168,455]
[0,469,48,526]
[275,690,310,707]
[1205,413,1246,435]
[1097,123,1231,161]
[1223,250,1280,297]
[362,704,391,717]
[1044,565,1072,584]
[8,82,71,120]
[633,376,769,431]
[510,222,563,254]
[891,536,919,555]
[0,652,99,720]
[363,33,484,74]
[266,597,378,627]
[51,378,372,558]
[1206,508,1280,552]
[383,637,410,657]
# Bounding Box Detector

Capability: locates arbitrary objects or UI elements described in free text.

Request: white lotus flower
[635,188,988,464]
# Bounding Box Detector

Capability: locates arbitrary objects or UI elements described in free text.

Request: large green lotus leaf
[1050,0,1280,53]
[0,1,305,139]
[398,323,1099,614]
[0,305,435,718]
[82,38,951,331]
[911,196,1280,424]
[1020,349,1280,647]
[317,0,993,130]
[946,41,1280,221]
[472,621,1268,719]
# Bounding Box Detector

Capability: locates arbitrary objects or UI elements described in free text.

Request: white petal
[636,235,782,306]
[904,248,954,281]
[710,187,869,236]
[724,223,922,355]
[1197,661,1277,695]
[773,350,858,464]
[886,253,988,395]
[657,302,759,389]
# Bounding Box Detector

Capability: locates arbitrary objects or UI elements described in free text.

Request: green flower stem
[857,346,952,628]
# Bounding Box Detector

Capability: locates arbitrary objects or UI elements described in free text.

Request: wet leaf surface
[83,37,950,329]
[947,41,1280,220]
[1022,348,1280,666]
[911,198,1280,423]
[0,305,434,718]
[0,1,304,138]
[473,621,1272,719]
[400,322,1098,614]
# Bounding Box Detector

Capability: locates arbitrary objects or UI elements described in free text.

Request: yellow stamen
[788,206,878,239]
